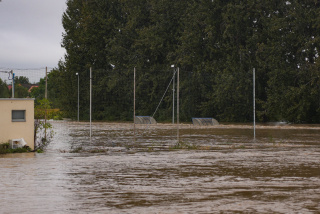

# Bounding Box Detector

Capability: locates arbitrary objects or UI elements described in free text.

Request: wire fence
[0,66,257,147]
[3,66,314,148]
[0,67,220,123]
[79,67,219,123]
[0,67,49,84]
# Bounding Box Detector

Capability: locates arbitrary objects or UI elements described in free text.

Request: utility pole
[12,71,15,98]
[45,67,48,99]
[45,67,48,140]
[0,70,14,97]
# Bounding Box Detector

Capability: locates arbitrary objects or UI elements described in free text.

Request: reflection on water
[1,121,319,213]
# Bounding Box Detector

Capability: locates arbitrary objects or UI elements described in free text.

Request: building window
[12,110,26,122]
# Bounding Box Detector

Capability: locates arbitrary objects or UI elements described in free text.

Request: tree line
[3,0,319,123]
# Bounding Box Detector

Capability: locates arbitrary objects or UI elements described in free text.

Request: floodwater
[1,121,320,213]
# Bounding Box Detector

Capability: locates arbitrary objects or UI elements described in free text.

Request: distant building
[28,85,39,93]
[7,84,39,93]
[0,98,35,150]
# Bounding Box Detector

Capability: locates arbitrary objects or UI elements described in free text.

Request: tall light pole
[171,65,175,124]
[76,72,79,122]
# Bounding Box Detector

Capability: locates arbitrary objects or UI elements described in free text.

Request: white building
[0,98,34,150]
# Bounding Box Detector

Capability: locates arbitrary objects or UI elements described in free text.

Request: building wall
[0,99,34,150]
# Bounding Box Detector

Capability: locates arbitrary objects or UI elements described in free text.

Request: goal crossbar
[135,116,157,124]
[192,117,219,126]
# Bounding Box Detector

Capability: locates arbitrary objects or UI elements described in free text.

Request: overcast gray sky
[0,0,66,69]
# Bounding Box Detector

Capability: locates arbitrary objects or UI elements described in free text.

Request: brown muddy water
[1,121,320,213]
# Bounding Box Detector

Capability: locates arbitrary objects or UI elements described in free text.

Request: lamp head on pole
[76,73,78,76]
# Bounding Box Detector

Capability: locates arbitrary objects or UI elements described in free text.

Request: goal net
[135,116,157,124]
[192,117,219,126]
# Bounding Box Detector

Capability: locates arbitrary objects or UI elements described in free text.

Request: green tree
[34,99,54,150]
[0,78,10,98]
[14,76,30,84]
[30,78,45,103]
[61,0,123,120]
[56,0,320,123]
[10,84,28,98]
[259,1,320,123]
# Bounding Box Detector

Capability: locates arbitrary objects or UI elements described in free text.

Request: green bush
[0,143,32,154]
[0,143,10,154]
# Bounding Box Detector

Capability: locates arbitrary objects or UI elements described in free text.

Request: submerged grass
[70,146,83,153]
[68,145,110,154]
[170,141,199,150]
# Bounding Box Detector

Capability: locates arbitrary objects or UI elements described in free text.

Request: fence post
[253,68,256,141]
[90,67,92,143]
[134,67,136,142]
[177,67,180,143]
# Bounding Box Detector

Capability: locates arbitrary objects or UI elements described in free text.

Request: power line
[0,70,13,80]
